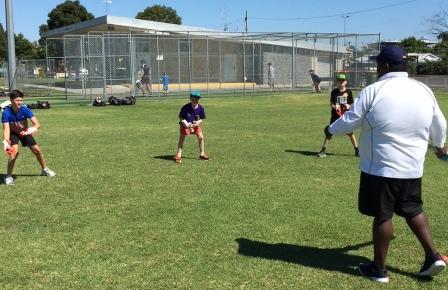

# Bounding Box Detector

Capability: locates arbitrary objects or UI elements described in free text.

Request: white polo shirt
[329,72,447,178]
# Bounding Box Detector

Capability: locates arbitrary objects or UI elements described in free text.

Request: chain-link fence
[3,32,384,100]
[1,59,69,97]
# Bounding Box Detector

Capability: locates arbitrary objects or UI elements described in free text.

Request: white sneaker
[4,176,14,185]
[41,168,56,177]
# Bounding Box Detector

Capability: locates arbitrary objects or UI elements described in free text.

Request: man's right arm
[328,88,370,135]
[429,105,447,156]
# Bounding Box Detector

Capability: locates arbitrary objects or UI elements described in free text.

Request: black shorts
[141,75,151,85]
[10,131,37,147]
[330,112,339,124]
[358,172,423,222]
[329,111,353,135]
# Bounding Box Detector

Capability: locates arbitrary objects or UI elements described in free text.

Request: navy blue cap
[370,46,408,65]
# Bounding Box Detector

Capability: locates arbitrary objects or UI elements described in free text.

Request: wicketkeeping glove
[3,139,15,155]
[3,139,10,152]
[181,120,191,128]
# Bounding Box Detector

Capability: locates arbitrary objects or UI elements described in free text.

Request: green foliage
[46,0,94,30]
[35,0,94,60]
[135,4,182,24]
[38,24,49,47]
[0,25,43,60]
[438,32,448,42]
[417,61,448,75]
[400,36,431,53]
[433,40,448,61]
[0,24,6,61]
[400,36,448,74]
[14,33,35,59]
[0,93,448,288]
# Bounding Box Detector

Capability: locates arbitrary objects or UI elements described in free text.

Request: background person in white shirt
[267,63,275,90]
[326,46,447,283]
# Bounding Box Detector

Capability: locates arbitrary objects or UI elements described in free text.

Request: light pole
[102,0,112,15]
[5,0,16,90]
[341,15,349,45]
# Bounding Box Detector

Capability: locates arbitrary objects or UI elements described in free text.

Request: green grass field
[1,91,447,289]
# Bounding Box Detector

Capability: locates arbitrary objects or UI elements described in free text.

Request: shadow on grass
[235,238,430,281]
[153,155,197,161]
[0,173,41,179]
[153,155,175,161]
[285,149,335,156]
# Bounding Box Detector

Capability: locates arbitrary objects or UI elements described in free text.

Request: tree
[416,61,448,75]
[426,6,448,36]
[14,33,36,59]
[399,37,431,53]
[37,1,94,59]
[0,23,7,61]
[45,0,94,30]
[38,24,49,47]
[438,32,448,42]
[135,5,182,25]
[432,41,448,61]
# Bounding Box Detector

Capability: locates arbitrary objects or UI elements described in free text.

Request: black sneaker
[358,262,389,283]
[419,254,446,277]
[355,148,359,157]
[316,150,326,158]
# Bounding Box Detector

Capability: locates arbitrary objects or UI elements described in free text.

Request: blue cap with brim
[369,46,407,65]
[190,90,201,98]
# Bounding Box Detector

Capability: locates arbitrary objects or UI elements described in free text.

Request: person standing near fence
[309,69,322,93]
[267,63,275,90]
[140,62,152,96]
[2,90,56,185]
[161,72,169,96]
[326,46,447,283]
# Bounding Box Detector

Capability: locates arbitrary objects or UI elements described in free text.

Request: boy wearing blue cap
[174,91,209,163]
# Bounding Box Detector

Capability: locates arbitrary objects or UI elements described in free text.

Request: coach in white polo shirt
[326,46,447,283]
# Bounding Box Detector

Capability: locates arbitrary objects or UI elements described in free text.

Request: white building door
[223,54,236,82]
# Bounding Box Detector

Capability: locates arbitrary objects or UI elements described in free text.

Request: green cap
[336,73,346,80]
[190,90,202,98]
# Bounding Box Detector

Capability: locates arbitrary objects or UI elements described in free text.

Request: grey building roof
[41,15,378,53]
[41,15,220,38]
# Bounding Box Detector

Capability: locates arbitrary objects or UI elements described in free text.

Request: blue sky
[0,0,446,42]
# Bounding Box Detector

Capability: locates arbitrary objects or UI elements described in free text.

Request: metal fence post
[101,34,107,97]
[243,33,246,97]
[252,38,255,92]
[129,33,135,97]
[178,38,181,93]
[63,36,68,100]
[156,33,160,98]
[188,32,192,92]
[206,36,209,95]
[354,35,358,87]
[292,33,295,93]
[219,40,222,90]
